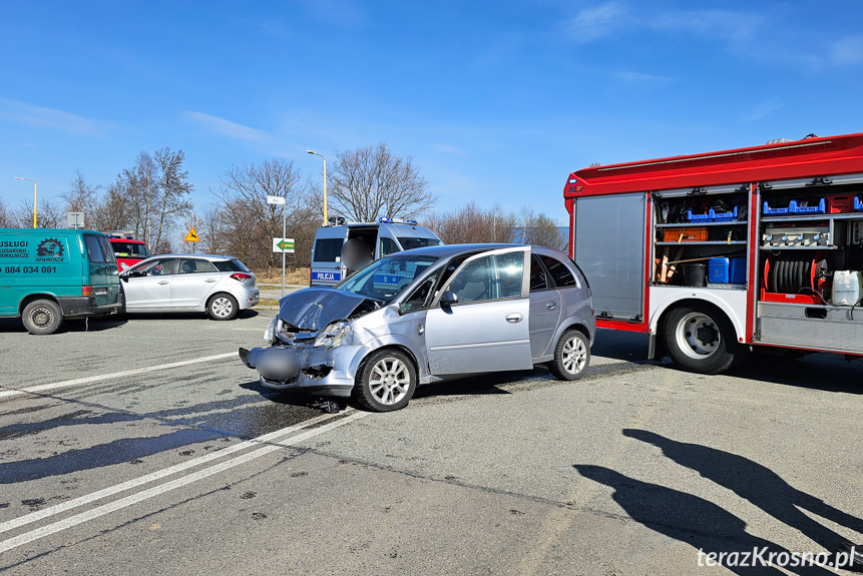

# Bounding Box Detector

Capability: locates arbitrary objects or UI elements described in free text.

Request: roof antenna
[803,133,818,139]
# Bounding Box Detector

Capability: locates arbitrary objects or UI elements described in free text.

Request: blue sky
[2,0,862,225]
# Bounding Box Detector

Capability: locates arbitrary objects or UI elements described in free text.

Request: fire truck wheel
[663,304,741,374]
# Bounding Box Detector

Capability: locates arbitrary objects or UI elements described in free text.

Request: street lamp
[306,150,327,226]
[14,177,37,228]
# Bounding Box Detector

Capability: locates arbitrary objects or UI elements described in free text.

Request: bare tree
[329,143,435,222]
[198,203,230,255]
[60,170,100,215]
[215,159,305,274]
[153,147,193,250]
[520,209,565,250]
[11,198,64,229]
[423,202,516,244]
[0,196,10,227]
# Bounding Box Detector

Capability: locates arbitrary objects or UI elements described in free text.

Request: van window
[380,237,400,256]
[314,238,343,263]
[397,237,442,250]
[83,234,114,264]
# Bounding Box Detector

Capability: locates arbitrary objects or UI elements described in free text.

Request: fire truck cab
[565,133,863,373]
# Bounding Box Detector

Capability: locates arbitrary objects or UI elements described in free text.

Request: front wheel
[22,299,63,335]
[354,349,417,412]
[550,330,590,380]
[208,293,238,320]
[663,304,741,374]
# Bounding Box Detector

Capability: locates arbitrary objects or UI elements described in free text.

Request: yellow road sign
[185,228,200,242]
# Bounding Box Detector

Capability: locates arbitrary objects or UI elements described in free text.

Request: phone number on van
[4,266,57,274]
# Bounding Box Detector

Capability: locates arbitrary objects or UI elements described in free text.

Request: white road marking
[0,411,368,554]
[0,411,340,535]
[0,352,237,400]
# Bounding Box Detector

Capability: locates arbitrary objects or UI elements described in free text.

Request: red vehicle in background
[106,231,152,271]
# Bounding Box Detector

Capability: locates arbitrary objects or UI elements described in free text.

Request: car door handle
[158,280,169,285]
[506,313,523,323]
[546,302,557,310]
[205,278,218,283]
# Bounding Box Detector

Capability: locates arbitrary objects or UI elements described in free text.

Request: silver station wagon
[240,244,594,412]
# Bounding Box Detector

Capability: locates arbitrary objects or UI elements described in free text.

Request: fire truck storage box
[708,257,746,284]
[827,194,855,213]
[662,227,709,242]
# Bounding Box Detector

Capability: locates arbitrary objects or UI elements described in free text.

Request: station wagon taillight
[230,273,253,281]
[82,286,94,297]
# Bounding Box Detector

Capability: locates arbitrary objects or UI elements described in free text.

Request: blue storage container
[763,201,790,215]
[711,206,739,222]
[687,209,712,223]
[708,258,731,283]
[789,198,825,214]
[730,258,746,284]
[708,257,746,284]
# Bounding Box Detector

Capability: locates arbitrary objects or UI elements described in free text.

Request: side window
[140,258,176,276]
[83,235,108,264]
[446,252,524,304]
[97,236,116,263]
[541,255,577,288]
[180,259,217,274]
[529,255,549,292]
[380,237,400,257]
[400,272,440,313]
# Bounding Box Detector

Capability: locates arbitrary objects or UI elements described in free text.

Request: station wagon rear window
[314,238,344,262]
[111,242,151,258]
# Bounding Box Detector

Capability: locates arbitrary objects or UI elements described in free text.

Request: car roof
[137,254,238,262]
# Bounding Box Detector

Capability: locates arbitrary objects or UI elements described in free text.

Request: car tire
[354,349,417,412]
[22,299,63,335]
[663,303,741,374]
[549,329,590,381]
[208,293,238,320]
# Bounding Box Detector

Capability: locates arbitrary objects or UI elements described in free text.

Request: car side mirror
[440,290,458,307]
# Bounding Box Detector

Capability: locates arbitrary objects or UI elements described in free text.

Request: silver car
[239,244,594,412]
[120,254,259,320]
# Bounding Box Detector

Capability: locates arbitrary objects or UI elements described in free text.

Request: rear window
[314,238,343,263]
[397,237,443,250]
[110,241,150,258]
[83,234,115,264]
[213,259,250,273]
[540,255,577,288]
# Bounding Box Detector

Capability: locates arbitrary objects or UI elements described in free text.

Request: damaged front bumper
[238,344,359,398]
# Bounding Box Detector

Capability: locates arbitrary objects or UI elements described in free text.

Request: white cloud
[650,10,762,45]
[742,99,784,122]
[567,2,627,43]
[829,35,863,66]
[0,98,107,136]
[185,112,266,141]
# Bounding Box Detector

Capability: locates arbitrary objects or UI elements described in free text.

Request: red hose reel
[761,252,829,304]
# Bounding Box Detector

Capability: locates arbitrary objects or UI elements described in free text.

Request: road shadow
[0,316,127,334]
[120,309,259,321]
[623,429,863,560]
[573,465,837,575]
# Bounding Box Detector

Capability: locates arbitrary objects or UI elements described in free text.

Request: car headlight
[264,316,280,344]
[314,321,351,348]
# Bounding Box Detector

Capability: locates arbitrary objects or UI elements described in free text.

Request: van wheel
[550,330,590,380]
[354,349,417,412]
[208,294,238,320]
[22,299,63,335]
[663,304,741,374]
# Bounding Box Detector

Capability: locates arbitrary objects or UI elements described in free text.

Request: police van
[310,218,443,286]
[0,228,121,334]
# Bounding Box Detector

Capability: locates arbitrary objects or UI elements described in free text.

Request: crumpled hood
[278,287,377,331]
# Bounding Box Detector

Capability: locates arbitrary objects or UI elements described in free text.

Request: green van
[0,228,121,334]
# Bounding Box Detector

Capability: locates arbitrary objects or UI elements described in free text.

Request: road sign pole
[282,206,286,298]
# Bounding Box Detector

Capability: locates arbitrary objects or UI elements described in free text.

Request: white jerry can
[832,270,863,305]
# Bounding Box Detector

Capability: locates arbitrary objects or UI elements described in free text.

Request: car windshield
[337,255,438,302]
[397,237,443,250]
[112,242,151,258]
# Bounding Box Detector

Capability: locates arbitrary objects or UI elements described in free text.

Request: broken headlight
[264,316,283,344]
[314,321,351,348]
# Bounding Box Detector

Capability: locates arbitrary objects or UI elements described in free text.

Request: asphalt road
[1,309,862,575]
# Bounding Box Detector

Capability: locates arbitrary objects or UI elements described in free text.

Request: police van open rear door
[572,193,646,324]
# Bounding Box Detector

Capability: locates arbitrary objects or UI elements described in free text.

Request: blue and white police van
[309,218,443,286]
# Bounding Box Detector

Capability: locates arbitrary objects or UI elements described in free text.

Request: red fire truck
[564,132,863,373]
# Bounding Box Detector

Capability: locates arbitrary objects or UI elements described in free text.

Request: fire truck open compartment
[565,133,863,371]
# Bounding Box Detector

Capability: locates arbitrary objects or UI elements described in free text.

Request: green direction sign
[272,237,295,253]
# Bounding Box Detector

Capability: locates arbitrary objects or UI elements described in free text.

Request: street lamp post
[14,177,37,228]
[306,150,327,226]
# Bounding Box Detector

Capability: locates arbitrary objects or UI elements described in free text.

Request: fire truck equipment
[832,270,863,305]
